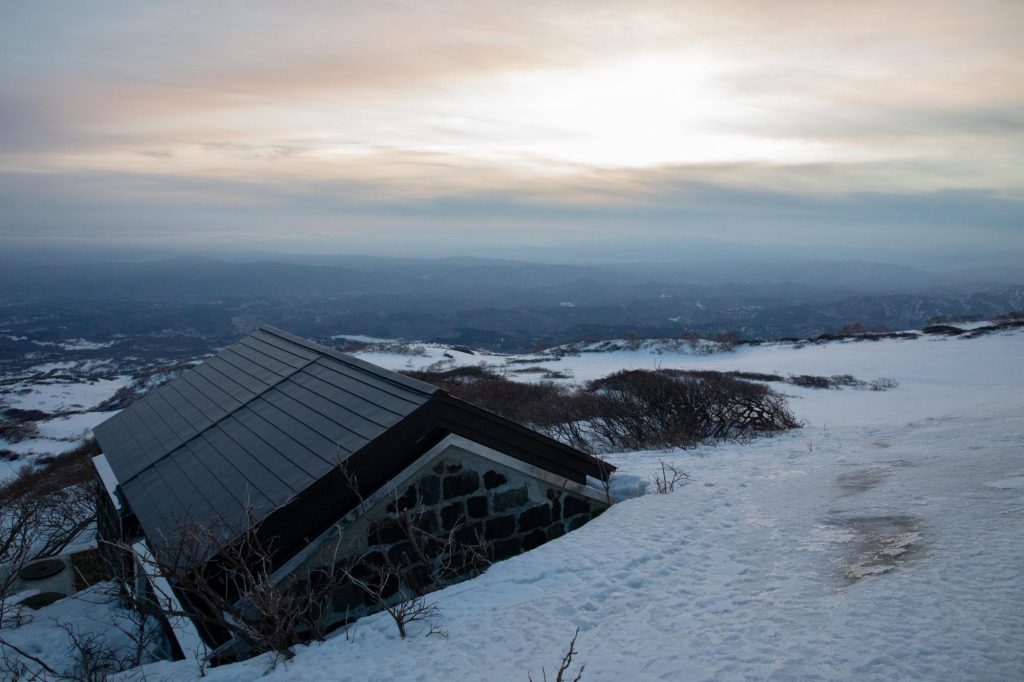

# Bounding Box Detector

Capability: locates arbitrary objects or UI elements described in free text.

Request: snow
[30,338,118,351]
[0,359,129,476]
[1,583,152,678]
[0,375,129,414]
[0,410,117,483]
[36,411,115,441]
[126,326,1023,681]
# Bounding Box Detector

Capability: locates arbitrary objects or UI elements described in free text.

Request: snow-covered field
[89,326,1021,681]
[0,366,127,479]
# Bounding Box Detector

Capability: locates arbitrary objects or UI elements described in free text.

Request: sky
[1,0,1022,265]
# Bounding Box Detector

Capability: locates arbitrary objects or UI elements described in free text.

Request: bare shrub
[585,370,799,451]
[869,378,899,391]
[0,421,38,444]
[338,555,444,640]
[405,366,799,454]
[650,461,689,494]
[0,447,99,642]
[788,374,833,389]
[104,508,350,662]
[529,627,584,682]
[337,496,487,640]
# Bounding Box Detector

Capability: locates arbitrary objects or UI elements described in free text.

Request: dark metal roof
[94,326,438,546]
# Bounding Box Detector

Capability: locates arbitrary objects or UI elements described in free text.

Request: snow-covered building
[91,326,613,660]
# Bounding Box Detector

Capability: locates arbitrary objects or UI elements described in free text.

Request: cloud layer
[1,0,1022,262]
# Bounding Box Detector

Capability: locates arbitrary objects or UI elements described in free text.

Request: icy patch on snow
[835,516,922,582]
[984,475,1024,490]
[836,468,888,495]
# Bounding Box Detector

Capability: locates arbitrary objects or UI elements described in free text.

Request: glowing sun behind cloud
[431,52,830,169]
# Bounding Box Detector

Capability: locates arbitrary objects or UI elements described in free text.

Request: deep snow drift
[14,328,1023,680]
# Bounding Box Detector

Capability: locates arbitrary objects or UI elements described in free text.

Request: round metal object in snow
[19,592,65,610]
[18,558,66,581]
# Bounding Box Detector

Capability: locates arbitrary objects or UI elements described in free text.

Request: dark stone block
[441,502,464,530]
[562,495,590,518]
[518,505,552,533]
[344,551,386,585]
[368,519,406,545]
[413,510,438,533]
[522,529,547,551]
[331,583,365,612]
[548,523,565,540]
[387,542,415,565]
[492,537,521,561]
[484,470,508,490]
[567,515,592,531]
[492,485,528,512]
[466,495,488,518]
[485,514,516,539]
[418,475,441,506]
[453,522,483,546]
[402,564,431,592]
[387,484,418,513]
[444,471,480,499]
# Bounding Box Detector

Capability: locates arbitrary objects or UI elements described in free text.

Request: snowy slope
[114,326,1024,681]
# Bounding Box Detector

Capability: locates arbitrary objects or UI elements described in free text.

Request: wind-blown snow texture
[129,330,1022,680]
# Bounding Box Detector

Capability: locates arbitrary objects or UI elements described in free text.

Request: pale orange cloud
[1,0,1022,253]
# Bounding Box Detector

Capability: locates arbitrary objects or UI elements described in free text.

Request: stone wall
[284,438,609,631]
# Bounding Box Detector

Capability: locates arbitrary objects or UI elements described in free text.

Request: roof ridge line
[256,326,439,396]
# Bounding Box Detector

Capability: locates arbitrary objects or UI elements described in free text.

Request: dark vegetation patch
[70,548,106,590]
[1,408,50,422]
[922,325,966,336]
[405,366,799,453]
[0,437,100,503]
[0,419,39,443]
[723,370,785,382]
[667,369,898,392]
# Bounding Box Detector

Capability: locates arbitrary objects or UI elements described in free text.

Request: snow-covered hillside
[112,327,1024,681]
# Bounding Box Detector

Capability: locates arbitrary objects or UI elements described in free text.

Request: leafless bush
[338,555,444,639]
[869,378,899,391]
[0,449,98,635]
[405,366,800,454]
[336,497,488,640]
[529,627,584,682]
[650,461,689,494]
[0,613,157,682]
[104,507,350,662]
[585,370,799,451]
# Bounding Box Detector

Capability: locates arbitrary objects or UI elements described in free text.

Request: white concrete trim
[92,454,122,511]
[130,540,209,664]
[443,435,612,505]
